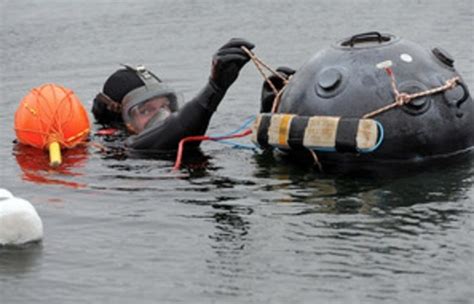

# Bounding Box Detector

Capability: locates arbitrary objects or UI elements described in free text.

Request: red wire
[384,67,393,77]
[173,128,252,170]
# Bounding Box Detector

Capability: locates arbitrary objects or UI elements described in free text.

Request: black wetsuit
[125,80,225,151]
[93,38,254,152]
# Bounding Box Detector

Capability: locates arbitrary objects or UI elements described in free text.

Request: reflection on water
[252,149,474,210]
[206,203,253,297]
[13,144,88,188]
[168,150,474,301]
[0,243,43,275]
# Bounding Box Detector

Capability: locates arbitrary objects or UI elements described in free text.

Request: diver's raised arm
[125,38,255,151]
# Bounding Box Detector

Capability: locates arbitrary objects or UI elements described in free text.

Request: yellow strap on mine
[268,114,295,148]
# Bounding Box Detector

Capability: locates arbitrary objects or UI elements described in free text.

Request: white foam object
[376,60,393,69]
[0,188,43,245]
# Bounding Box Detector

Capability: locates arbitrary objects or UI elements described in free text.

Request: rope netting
[15,84,90,149]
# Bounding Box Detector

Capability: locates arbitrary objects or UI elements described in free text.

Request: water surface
[1,1,473,303]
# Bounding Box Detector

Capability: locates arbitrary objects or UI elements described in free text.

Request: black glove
[210,38,255,91]
[260,66,296,113]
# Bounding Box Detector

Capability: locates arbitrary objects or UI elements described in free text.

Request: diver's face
[129,96,171,133]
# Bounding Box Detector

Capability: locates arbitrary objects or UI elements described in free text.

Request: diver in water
[92,38,254,151]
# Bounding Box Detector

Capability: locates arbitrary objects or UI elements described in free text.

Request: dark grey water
[1,0,473,303]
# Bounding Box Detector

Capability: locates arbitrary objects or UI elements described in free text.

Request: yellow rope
[243,47,324,170]
[241,46,290,96]
[308,149,323,172]
[241,46,291,113]
[64,128,90,145]
[271,85,287,113]
[363,69,460,119]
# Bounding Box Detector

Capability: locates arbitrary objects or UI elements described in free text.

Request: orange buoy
[14,83,90,167]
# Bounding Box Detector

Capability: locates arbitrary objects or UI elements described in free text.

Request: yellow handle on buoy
[49,142,62,167]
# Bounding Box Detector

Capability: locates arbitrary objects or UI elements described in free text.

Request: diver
[92,38,254,152]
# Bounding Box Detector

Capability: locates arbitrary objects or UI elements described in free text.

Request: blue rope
[213,140,258,150]
[357,120,384,153]
[313,146,337,152]
[206,115,258,150]
[210,115,256,138]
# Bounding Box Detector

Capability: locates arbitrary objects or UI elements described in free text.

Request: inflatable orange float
[14,83,90,167]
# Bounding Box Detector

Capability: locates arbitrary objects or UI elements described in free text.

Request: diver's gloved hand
[260,66,296,113]
[210,38,255,91]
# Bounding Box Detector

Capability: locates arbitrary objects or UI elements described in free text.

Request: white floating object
[0,188,43,246]
[376,60,393,69]
[400,53,413,63]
